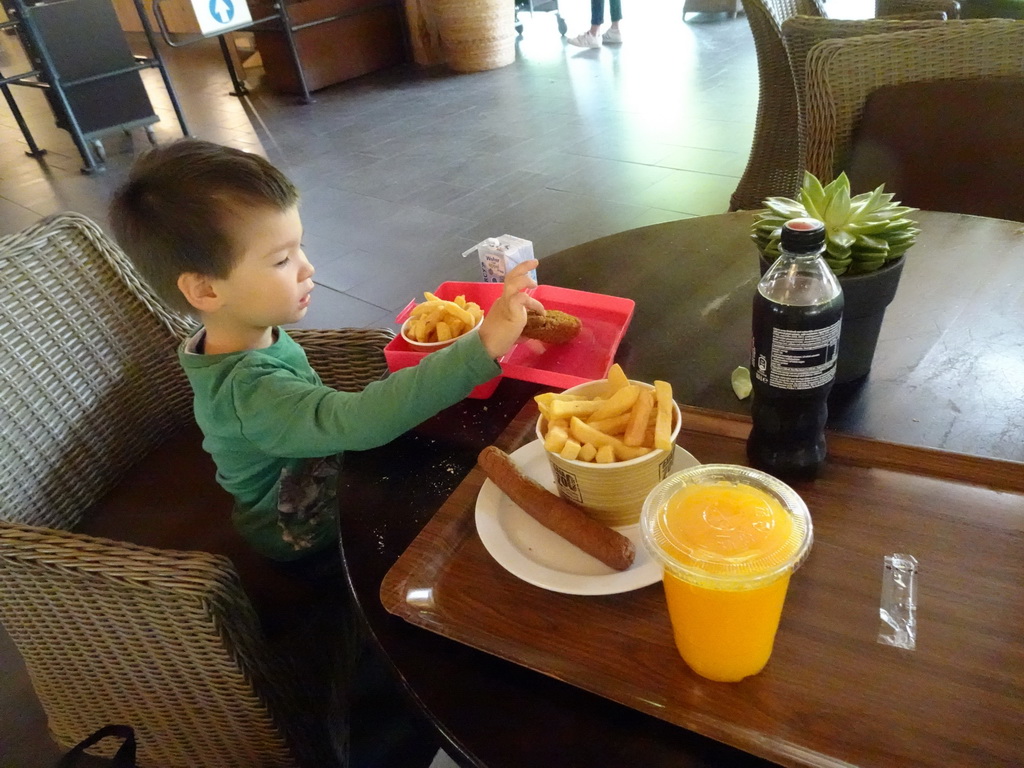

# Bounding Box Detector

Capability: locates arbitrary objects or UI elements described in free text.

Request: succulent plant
[751,172,920,276]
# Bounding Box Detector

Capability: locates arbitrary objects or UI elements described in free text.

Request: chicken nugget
[522,309,582,344]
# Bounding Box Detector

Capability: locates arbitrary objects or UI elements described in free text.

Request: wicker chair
[876,0,961,14]
[731,0,960,211]
[803,19,1024,182]
[0,212,394,767]
[781,14,950,173]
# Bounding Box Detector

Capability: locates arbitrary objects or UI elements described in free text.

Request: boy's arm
[230,332,500,458]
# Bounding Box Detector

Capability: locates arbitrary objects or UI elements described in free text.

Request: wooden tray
[381,402,1024,768]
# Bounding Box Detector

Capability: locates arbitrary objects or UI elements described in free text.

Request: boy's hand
[478,260,544,359]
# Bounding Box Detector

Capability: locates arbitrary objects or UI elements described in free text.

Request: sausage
[477,446,636,571]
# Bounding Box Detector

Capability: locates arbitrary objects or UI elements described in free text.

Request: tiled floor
[0,2,764,766]
[1,0,761,335]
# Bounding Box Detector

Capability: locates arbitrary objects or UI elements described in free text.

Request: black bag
[58,725,137,767]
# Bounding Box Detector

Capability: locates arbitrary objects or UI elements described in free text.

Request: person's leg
[568,0,605,46]
[603,0,623,42]
[589,0,604,34]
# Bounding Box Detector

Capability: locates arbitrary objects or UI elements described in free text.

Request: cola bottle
[747,218,844,479]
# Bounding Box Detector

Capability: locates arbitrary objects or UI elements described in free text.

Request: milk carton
[463,235,537,283]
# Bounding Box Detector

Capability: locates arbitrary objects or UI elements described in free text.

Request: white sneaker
[567,31,602,48]
[603,28,623,44]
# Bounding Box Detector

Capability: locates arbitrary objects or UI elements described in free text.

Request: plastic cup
[640,465,813,682]
[536,379,685,527]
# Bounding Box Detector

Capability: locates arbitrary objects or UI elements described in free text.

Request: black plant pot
[758,254,906,385]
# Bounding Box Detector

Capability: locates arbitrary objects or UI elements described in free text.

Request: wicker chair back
[0,212,193,530]
[0,522,312,766]
[732,0,958,211]
[804,20,1024,181]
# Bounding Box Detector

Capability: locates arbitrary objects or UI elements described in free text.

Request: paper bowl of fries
[400,292,485,351]
[534,365,688,528]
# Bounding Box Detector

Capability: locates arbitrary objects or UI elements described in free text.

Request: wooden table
[338,211,1024,768]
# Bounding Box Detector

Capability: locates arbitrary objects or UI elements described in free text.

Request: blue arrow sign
[210,0,234,23]
[193,0,251,37]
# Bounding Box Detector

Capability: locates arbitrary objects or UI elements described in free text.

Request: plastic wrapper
[878,553,918,650]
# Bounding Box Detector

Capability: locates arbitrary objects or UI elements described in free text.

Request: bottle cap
[781,217,826,254]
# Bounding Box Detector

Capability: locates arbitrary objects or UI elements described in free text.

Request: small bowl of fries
[401,292,484,351]
[534,364,690,528]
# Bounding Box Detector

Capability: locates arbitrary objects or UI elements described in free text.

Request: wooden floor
[0,1,770,765]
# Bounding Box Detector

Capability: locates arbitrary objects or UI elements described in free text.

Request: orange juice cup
[640,465,813,682]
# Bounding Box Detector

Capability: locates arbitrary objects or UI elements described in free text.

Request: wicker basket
[434,0,515,73]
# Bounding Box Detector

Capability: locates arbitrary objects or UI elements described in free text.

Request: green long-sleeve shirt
[180,327,499,560]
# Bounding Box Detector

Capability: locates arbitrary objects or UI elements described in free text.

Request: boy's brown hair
[109,139,299,315]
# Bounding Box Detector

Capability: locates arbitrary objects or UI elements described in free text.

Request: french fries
[623,389,654,447]
[535,364,676,464]
[404,293,484,345]
[653,380,674,452]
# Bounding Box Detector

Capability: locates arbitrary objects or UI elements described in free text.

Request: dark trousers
[591,0,623,25]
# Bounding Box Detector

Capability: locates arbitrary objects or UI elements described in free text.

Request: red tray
[385,282,635,398]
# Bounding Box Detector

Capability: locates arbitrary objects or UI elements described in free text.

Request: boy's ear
[177,272,222,313]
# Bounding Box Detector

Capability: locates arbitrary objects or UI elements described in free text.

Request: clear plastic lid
[640,464,813,589]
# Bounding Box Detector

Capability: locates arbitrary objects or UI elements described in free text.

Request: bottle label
[754,317,841,390]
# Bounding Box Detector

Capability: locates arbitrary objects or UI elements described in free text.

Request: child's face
[212,204,314,329]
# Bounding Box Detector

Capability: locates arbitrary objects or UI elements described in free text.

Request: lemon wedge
[731,366,752,400]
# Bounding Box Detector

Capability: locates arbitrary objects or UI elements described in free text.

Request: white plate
[475,440,700,595]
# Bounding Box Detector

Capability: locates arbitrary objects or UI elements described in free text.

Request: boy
[109,139,543,564]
